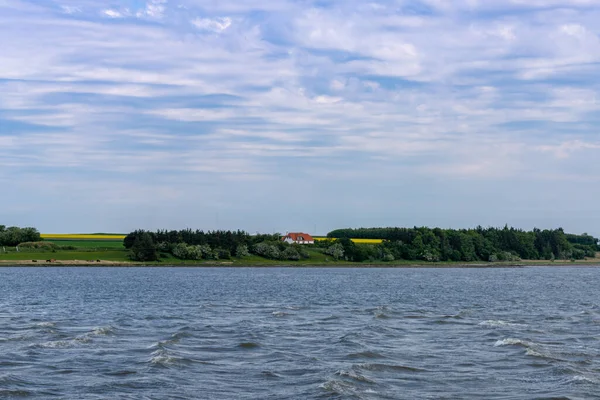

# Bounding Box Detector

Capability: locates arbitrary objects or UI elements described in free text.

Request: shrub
[253,242,281,260]
[292,244,310,259]
[324,243,344,260]
[18,242,57,250]
[282,247,301,261]
[217,248,231,260]
[235,244,250,258]
[172,243,210,260]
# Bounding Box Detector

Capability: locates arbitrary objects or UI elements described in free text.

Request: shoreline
[1,260,599,268]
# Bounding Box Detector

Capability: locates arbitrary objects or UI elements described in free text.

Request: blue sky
[1,0,600,235]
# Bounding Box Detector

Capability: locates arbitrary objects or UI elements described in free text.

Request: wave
[104,370,138,376]
[570,375,598,384]
[479,320,527,328]
[495,337,568,362]
[261,370,281,379]
[0,389,33,397]
[35,322,56,328]
[494,338,532,347]
[238,342,260,349]
[335,369,376,384]
[0,334,33,343]
[91,326,115,336]
[525,348,549,358]
[32,340,74,349]
[29,325,115,348]
[0,374,33,386]
[358,363,427,373]
[347,351,386,360]
[272,311,289,317]
[149,331,191,350]
[320,315,339,321]
[148,349,191,367]
[442,310,473,319]
[149,350,177,367]
[320,379,359,396]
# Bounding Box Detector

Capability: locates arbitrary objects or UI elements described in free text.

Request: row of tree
[0,225,41,247]
[123,229,308,262]
[325,226,599,262]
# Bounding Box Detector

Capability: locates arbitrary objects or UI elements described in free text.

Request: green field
[0,250,129,261]
[48,240,125,249]
[0,237,128,262]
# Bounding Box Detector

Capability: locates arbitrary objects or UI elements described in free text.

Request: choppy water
[1,267,600,399]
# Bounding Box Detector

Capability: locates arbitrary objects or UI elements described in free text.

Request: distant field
[41,234,126,240]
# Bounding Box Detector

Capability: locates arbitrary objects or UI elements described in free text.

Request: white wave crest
[35,322,56,328]
[34,340,73,349]
[336,369,376,384]
[572,375,597,384]
[494,338,531,347]
[91,326,114,335]
[272,311,288,317]
[480,320,526,328]
[149,350,178,366]
[525,348,546,358]
[320,379,358,396]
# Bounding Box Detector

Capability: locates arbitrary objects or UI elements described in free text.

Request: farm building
[282,232,315,245]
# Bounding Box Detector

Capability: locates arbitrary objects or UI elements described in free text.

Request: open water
[1,266,600,399]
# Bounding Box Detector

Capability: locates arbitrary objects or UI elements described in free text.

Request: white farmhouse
[282,232,315,245]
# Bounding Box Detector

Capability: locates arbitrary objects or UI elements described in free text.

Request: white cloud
[192,16,232,32]
[137,0,167,19]
[102,9,123,18]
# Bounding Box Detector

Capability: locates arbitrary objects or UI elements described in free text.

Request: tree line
[123,229,309,262]
[0,225,41,247]
[325,226,599,262]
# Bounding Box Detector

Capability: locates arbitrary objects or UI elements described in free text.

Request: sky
[1,0,599,236]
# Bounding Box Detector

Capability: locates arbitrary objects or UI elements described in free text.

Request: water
[1,267,600,399]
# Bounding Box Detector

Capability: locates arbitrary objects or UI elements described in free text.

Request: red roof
[283,232,314,242]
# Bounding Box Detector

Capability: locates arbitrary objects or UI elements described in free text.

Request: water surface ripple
[1,266,599,399]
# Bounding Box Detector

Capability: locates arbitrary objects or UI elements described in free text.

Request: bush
[282,247,300,261]
[18,242,57,250]
[383,253,395,262]
[490,252,520,262]
[217,248,231,260]
[172,243,213,260]
[253,242,281,259]
[324,243,344,260]
[235,244,250,258]
[292,244,310,259]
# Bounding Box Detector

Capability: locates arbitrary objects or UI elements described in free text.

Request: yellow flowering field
[350,238,383,244]
[41,234,126,240]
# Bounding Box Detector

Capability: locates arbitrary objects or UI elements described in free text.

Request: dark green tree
[129,232,159,262]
